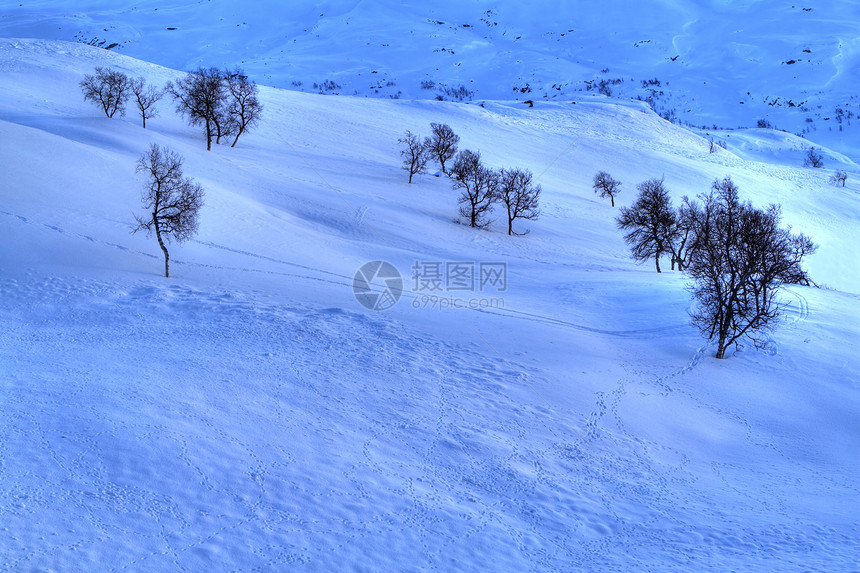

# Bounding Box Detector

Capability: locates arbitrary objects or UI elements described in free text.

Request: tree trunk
[231,128,243,148]
[142,115,146,129]
[655,254,662,273]
[153,215,170,277]
[205,120,212,151]
[715,316,731,358]
[610,195,615,207]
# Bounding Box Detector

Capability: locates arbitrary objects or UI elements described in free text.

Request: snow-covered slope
[1,0,858,159]
[1,39,859,571]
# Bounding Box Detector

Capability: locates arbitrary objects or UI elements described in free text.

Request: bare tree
[829,170,847,187]
[667,196,701,271]
[132,144,205,278]
[224,68,263,147]
[498,168,540,235]
[167,68,230,150]
[616,178,676,272]
[687,177,815,358]
[80,67,130,118]
[399,130,430,183]
[129,77,164,128]
[451,150,498,229]
[428,122,459,174]
[593,171,621,206]
[803,147,824,168]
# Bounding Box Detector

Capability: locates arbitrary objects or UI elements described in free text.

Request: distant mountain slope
[1,0,858,158]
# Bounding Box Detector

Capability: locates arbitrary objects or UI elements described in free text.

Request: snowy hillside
[1,0,859,159]
[1,37,859,571]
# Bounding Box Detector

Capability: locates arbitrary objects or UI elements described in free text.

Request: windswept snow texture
[0,0,859,158]
[1,38,859,572]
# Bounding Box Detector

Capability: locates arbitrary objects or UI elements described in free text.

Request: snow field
[0,38,858,571]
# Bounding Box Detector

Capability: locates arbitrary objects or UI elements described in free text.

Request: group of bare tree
[81,67,164,127]
[81,66,263,149]
[167,67,262,150]
[398,123,540,235]
[399,122,460,182]
[615,176,816,358]
[81,66,266,277]
[450,150,541,235]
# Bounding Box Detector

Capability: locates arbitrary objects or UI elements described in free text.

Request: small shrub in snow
[313,80,341,92]
[829,170,847,187]
[440,85,474,102]
[803,147,824,168]
[706,136,728,154]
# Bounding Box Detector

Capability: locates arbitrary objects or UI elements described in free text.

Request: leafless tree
[224,68,263,147]
[829,170,847,187]
[451,150,498,229]
[593,171,621,206]
[498,168,540,235]
[667,196,701,271]
[687,177,815,358]
[80,67,130,118]
[129,77,164,128]
[167,68,230,150]
[803,147,824,168]
[132,144,205,277]
[428,122,459,174]
[399,130,429,183]
[616,178,676,272]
